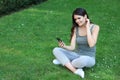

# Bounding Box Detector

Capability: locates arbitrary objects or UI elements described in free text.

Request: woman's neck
[79,24,86,28]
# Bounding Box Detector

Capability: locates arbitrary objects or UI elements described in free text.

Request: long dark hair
[70,8,90,41]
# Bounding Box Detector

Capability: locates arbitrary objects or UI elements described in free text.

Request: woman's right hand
[58,41,65,48]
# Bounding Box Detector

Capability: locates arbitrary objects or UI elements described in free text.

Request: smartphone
[56,37,62,42]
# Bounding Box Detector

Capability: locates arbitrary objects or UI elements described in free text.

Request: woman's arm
[59,29,76,50]
[86,19,100,47]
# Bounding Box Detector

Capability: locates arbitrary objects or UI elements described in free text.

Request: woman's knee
[53,47,61,55]
[87,59,95,67]
[71,56,95,68]
[71,58,86,68]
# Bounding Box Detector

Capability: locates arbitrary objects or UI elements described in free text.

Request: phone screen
[56,38,62,42]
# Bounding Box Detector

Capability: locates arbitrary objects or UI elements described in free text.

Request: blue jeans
[53,47,95,68]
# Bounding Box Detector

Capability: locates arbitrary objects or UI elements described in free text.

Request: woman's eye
[74,19,77,21]
[74,17,81,21]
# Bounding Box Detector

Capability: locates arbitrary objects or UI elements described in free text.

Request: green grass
[0,0,120,80]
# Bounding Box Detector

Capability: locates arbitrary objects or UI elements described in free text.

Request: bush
[0,0,47,16]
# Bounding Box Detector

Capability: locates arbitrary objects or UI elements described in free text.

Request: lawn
[0,0,120,80]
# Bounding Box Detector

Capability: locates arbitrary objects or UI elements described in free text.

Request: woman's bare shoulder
[92,24,100,31]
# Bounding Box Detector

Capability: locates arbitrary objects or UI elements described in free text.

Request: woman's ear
[84,15,87,19]
[84,15,87,22]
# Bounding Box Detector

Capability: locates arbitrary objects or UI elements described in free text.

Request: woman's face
[74,14,86,27]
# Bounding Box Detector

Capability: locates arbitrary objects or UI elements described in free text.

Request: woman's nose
[76,19,79,23]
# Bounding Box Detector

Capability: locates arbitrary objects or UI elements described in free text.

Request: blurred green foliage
[0,0,47,16]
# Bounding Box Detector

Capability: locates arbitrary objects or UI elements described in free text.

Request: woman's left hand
[86,19,90,29]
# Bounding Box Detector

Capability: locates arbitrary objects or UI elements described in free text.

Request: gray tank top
[75,24,96,57]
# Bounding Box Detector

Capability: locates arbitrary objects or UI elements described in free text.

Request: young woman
[52,8,100,78]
